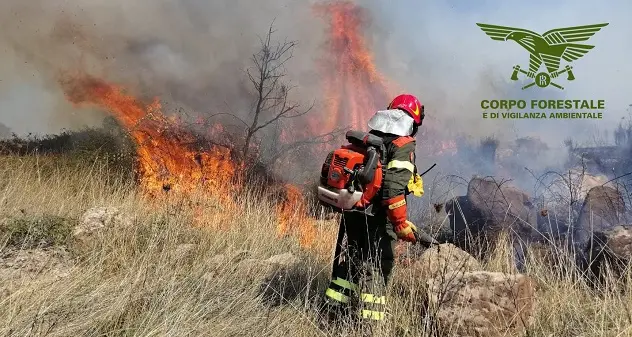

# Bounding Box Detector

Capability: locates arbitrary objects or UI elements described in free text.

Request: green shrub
[0,214,76,249]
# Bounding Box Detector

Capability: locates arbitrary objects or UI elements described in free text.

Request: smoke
[359,0,632,192]
[0,0,326,136]
[1,0,630,192]
[366,0,631,142]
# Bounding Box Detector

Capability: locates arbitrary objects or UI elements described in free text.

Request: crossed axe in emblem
[510,64,576,90]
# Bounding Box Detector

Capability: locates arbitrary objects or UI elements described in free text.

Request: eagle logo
[476,23,608,90]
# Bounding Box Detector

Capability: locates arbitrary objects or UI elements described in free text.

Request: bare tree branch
[252,101,314,134]
[203,112,249,129]
[262,126,346,166]
[238,20,314,161]
[192,19,334,171]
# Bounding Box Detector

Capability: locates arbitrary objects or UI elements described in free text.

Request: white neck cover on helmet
[367,109,414,136]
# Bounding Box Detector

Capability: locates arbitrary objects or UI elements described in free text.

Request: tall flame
[315,1,457,160]
[315,1,393,132]
[54,1,456,254]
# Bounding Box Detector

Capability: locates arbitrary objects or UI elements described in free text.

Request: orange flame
[277,184,316,246]
[314,1,393,132]
[55,2,457,253]
[269,1,398,250]
[61,75,239,201]
[60,74,320,246]
[315,1,458,159]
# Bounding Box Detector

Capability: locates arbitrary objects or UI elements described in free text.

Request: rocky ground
[1,157,632,336]
[1,206,543,337]
[440,176,632,281]
[0,204,571,337]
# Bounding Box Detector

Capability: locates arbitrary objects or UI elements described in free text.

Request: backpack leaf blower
[317,130,385,212]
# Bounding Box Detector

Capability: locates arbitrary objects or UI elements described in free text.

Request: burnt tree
[227,21,343,180]
[242,22,313,159]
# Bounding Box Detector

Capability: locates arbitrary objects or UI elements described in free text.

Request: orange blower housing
[318,130,384,212]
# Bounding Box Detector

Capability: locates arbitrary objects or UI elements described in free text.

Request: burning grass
[60,74,241,198]
[1,154,632,336]
[56,73,326,250]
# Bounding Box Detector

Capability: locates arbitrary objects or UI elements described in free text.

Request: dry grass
[1,154,632,337]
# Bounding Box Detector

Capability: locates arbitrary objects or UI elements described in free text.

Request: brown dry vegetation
[1,155,632,337]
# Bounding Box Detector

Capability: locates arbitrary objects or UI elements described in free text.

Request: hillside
[1,153,631,337]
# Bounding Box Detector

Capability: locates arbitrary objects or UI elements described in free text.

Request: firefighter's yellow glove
[407,174,424,197]
[394,220,417,243]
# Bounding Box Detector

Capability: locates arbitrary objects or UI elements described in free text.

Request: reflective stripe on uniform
[325,288,349,303]
[332,277,358,292]
[324,277,358,304]
[360,309,385,320]
[387,198,406,210]
[360,293,386,304]
[386,160,415,172]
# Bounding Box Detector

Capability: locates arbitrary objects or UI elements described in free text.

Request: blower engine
[317,130,384,212]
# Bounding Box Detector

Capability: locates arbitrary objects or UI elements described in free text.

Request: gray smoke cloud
[1,0,630,192]
[0,0,326,136]
[362,0,632,193]
[3,0,627,137]
[367,0,631,142]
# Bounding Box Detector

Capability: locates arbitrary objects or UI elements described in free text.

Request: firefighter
[322,93,425,325]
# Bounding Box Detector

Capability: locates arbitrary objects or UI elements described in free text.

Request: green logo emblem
[476,23,608,90]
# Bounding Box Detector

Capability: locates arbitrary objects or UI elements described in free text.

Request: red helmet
[387,94,424,126]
